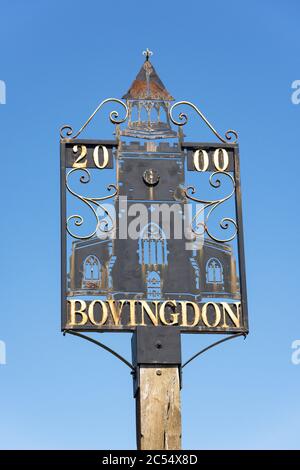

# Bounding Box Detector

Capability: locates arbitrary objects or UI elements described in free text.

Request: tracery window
[82,255,101,288]
[206,258,223,284]
[139,223,167,266]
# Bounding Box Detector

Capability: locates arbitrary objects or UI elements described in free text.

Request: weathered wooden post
[132,327,182,450]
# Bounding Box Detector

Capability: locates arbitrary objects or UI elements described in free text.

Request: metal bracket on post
[131,326,182,397]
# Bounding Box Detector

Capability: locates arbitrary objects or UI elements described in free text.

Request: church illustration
[68,54,239,302]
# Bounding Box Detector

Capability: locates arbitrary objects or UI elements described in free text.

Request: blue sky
[0,0,300,449]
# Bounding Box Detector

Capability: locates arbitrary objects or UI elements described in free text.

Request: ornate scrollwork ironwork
[60,98,129,140]
[169,101,238,144]
[184,171,237,243]
[66,168,118,240]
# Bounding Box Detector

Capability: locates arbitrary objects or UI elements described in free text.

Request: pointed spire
[122,50,174,101]
[120,51,177,139]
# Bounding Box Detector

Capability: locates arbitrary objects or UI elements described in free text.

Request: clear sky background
[0,0,300,450]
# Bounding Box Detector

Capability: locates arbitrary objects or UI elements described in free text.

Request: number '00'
[193,148,229,172]
[72,145,109,169]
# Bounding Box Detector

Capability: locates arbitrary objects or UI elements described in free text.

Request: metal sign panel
[61,136,248,334]
[60,55,248,336]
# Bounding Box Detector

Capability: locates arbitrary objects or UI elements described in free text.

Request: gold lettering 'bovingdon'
[66,299,242,330]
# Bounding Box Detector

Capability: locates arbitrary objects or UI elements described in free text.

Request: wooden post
[132,327,182,450]
[136,365,181,450]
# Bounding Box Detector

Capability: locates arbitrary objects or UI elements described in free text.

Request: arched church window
[140,104,149,123]
[139,223,167,266]
[155,103,161,122]
[160,104,168,123]
[83,255,101,281]
[206,258,223,284]
[146,270,161,300]
[129,102,137,123]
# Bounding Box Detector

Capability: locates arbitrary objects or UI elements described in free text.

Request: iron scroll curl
[60,98,129,140]
[184,171,238,243]
[169,100,238,144]
[66,168,118,240]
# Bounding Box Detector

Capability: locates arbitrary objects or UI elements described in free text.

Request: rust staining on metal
[123,59,174,101]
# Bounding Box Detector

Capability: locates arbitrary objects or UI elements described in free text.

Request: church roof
[122,56,174,101]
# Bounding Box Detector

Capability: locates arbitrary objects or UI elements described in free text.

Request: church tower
[112,50,197,300]
[69,51,239,303]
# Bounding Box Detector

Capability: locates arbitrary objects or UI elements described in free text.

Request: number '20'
[72,145,109,169]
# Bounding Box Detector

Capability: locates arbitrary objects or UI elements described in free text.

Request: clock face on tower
[142,168,160,186]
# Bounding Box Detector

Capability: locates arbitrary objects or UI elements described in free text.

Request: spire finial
[143,48,153,61]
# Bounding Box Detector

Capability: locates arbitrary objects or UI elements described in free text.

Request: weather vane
[143,48,153,61]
